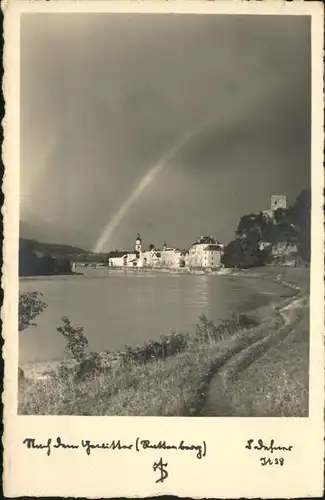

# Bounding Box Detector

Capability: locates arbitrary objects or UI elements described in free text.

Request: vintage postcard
[2,0,324,497]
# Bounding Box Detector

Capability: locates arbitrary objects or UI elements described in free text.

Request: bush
[218,313,259,334]
[195,313,259,343]
[121,331,189,366]
[56,316,88,360]
[74,352,113,382]
[195,314,222,343]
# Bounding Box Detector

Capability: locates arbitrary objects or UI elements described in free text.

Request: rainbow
[93,119,211,253]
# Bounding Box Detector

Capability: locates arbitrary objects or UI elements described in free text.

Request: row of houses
[106,196,302,270]
[108,234,225,269]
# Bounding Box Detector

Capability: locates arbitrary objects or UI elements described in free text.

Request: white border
[2,2,324,498]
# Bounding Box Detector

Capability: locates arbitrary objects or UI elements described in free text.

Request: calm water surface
[19,268,294,364]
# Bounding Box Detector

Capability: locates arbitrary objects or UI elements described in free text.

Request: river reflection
[19,268,294,364]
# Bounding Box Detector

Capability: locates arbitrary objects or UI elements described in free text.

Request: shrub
[218,313,259,334]
[195,314,221,343]
[195,313,259,343]
[74,352,114,382]
[56,316,88,360]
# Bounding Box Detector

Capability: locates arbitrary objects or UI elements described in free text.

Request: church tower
[135,233,142,253]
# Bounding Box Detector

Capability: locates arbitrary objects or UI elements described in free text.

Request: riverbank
[19,267,309,416]
[20,271,84,281]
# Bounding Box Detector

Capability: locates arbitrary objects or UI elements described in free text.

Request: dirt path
[200,295,308,417]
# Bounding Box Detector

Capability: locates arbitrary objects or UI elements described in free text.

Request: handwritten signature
[153,457,169,483]
[22,437,207,460]
[245,439,293,467]
[245,439,293,453]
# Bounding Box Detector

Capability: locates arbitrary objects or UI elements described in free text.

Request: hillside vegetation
[222,189,310,268]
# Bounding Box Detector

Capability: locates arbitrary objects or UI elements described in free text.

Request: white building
[142,248,162,267]
[108,234,223,269]
[160,243,182,268]
[108,250,140,267]
[187,236,224,268]
[142,242,186,268]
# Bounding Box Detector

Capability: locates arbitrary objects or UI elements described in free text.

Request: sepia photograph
[17,10,313,419]
[3,1,324,498]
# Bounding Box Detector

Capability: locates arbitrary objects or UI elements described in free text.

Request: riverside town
[19,193,310,277]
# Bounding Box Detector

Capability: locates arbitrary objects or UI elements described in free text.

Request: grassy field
[19,267,309,417]
[227,311,309,417]
[201,294,309,417]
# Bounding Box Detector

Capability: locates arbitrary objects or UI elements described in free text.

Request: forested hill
[19,238,88,277]
[222,189,311,269]
[20,238,88,257]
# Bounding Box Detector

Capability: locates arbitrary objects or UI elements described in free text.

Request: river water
[19,268,295,364]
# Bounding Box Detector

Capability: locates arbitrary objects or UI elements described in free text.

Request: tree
[222,238,263,269]
[236,214,262,240]
[148,243,155,251]
[57,258,72,273]
[18,291,47,383]
[38,255,58,275]
[19,243,39,277]
[19,291,47,332]
[288,189,311,262]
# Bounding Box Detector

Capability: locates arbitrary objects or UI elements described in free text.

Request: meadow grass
[226,304,309,417]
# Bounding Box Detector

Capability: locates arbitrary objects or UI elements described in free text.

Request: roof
[204,244,223,251]
[108,251,128,258]
[196,236,216,244]
[108,250,140,257]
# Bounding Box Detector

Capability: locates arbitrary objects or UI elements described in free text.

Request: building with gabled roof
[187,236,224,268]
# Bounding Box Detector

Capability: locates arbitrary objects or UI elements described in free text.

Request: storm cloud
[20,13,311,251]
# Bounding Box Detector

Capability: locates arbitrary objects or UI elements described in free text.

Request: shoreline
[19,271,84,281]
[19,264,306,283]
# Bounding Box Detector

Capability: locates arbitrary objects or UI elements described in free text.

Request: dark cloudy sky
[20,13,311,252]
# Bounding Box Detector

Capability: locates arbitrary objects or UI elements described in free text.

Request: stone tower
[271,194,287,215]
[135,233,142,253]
